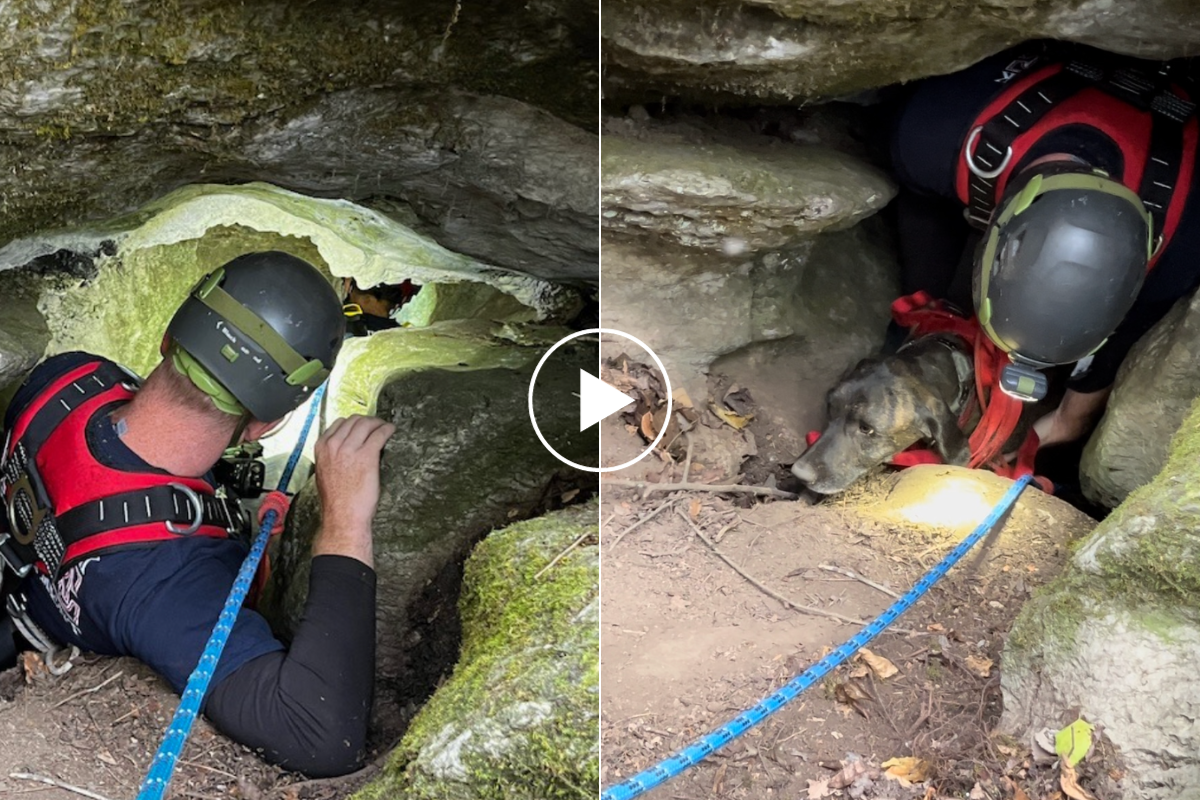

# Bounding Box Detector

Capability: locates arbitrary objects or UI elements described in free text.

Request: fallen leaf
[965,654,993,677]
[560,488,579,503]
[722,387,755,416]
[968,783,986,800]
[1055,718,1094,768]
[858,648,899,680]
[1060,762,1096,800]
[806,778,832,799]
[97,749,118,766]
[20,651,47,683]
[710,403,754,430]
[926,623,946,633]
[882,756,932,784]
[689,498,701,520]
[640,410,660,441]
[672,388,694,409]
[834,681,871,717]
[829,759,869,788]
[847,663,870,679]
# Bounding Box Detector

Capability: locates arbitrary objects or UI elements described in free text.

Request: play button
[529,328,672,473]
[579,370,634,432]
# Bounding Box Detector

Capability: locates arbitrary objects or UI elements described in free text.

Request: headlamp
[999,360,1048,402]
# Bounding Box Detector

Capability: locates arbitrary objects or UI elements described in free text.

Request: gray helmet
[166,251,346,421]
[973,167,1152,367]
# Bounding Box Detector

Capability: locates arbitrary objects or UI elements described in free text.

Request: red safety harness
[957,54,1198,260]
[805,292,1054,493]
[1,358,240,581]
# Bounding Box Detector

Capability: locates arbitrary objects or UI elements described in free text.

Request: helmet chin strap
[228,412,251,450]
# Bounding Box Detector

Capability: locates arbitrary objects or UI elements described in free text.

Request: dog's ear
[917,395,970,466]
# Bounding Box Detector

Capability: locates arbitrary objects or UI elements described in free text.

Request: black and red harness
[0,358,242,583]
[958,52,1198,260]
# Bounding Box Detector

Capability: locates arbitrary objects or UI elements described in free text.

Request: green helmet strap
[195,269,330,389]
[171,344,246,416]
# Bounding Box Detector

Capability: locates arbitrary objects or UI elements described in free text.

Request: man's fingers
[362,421,396,454]
[339,416,392,451]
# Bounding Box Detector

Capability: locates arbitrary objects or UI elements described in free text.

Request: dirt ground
[599,352,1116,800]
[0,656,389,800]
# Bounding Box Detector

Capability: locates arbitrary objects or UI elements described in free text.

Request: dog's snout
[790,458,817,484]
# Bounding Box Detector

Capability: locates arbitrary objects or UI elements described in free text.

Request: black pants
[205,555,377,777]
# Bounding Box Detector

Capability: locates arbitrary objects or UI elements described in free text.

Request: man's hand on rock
[313,414,396,567]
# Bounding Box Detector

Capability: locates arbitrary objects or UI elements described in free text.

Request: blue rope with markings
[602,473,1035,800]
[137,383,327,800]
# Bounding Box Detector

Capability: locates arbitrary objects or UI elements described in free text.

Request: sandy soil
[599,348,1113,800]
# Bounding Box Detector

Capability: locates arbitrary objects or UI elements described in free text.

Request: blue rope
[138,383,327,800]
[602,474,1035,800]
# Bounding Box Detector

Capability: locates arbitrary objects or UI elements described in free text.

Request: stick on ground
[678,508,919,635]
[603,479,797,500]
[608,498,675,549]
[50,670,124,710]
[817,564,901,599]
[8,773,116,800]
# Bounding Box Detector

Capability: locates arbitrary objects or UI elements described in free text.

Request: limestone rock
[356,502,598,800]
[601,133,894,252]
[0,1,596,282]
[0,182,578,383]
[603,0,1200,104]
[263,324,596,732]
[601,219,898,396]
[1003,396,1200,798]
[0,272,49,391]
[1081,290,1200,508]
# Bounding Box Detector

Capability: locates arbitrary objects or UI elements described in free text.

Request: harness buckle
[965,127,1012,180]
[166,483,203,535]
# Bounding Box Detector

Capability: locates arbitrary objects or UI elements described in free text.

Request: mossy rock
[356,501,598,800]
[601,133,894,251]
[603,0,1200,104]
[1002,395,1200,798]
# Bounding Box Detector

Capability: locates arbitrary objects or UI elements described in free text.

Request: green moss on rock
[357,502,598,800]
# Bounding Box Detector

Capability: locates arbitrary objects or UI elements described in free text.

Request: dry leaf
[968,783,986,800]
[882,756,932,784]
[710,403,754,430]
[829,759,870,789]
[806,778,832,799]
[689,498,701,520]
[927,623,946,633]
[672,388,694,409]
[859,648,899,680]
[847,663,870,679]
[640,411,657,440]
[1060,763,1096,800]
[20,651,47,683]
[560,488,579,504]
[965,654,993,677]
[97,749,118,766]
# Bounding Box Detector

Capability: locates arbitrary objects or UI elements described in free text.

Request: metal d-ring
[166,483,203,535]
[965,126,1012,180]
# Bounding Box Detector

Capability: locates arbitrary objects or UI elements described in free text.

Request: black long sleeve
[204,555,377,777]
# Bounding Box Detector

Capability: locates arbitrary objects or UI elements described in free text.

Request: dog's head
[791,343,970,495]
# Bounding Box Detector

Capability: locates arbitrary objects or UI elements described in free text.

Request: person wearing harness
[0,251,394,777]
[890,42,1200,449]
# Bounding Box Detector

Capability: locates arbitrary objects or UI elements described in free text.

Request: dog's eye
[858,421,875,436]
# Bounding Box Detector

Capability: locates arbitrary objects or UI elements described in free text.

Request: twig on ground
[50,670,124,709]
[534,531,592,579]
[609,498,675,549]
[603,479,797,500]
[681,431,695,484]
[712,518,740,544]
[8,773,115,800]
[178,759,238,779]
[678,508,919,635]
[817,564,900,599]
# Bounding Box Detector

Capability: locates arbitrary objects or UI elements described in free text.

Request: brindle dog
[791,335,974,495]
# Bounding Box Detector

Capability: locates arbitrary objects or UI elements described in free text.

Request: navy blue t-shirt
[6,352,284,693]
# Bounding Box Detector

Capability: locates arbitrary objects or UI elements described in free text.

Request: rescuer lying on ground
[0,251,394,776]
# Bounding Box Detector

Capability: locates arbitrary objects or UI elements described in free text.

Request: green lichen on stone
[357,502,598,800]
[326,320,569,420]
[38,224,328,378]
[398,282,541,328]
